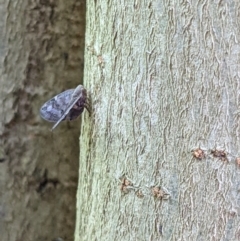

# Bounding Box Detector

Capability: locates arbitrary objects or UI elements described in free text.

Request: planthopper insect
[40,85,90,131]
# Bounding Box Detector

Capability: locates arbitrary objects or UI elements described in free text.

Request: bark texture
[0,0,85,240]
[76,1,240,240]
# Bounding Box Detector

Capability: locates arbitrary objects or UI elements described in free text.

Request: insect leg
[84,103,91,114]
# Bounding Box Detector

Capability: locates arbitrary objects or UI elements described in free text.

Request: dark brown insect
[211,149,228,161]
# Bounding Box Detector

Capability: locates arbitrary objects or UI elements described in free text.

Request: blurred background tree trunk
[75,1,240,240]
[0,0,85,240]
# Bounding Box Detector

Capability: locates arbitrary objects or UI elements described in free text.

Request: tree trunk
[0,1,85,240]
[75,1,240,240]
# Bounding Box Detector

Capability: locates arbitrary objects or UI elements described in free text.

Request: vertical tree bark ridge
[76,0,240,240]
[0,0,85,240]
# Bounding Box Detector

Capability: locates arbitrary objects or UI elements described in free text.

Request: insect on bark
[40,85,89,131]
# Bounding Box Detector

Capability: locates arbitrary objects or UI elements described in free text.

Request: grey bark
[75,1,240,241]
[0,0,85,241]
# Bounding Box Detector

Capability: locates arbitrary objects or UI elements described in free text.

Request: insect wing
[40,89,74,122]
[51,95,81,131]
